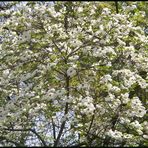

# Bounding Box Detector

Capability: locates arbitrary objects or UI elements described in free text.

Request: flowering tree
[0,1,148,147]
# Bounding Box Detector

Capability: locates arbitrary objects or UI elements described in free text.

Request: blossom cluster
[0,1,147,147]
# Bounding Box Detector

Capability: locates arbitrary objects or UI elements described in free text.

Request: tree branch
[30,129,47,147]
[87,113,95,137]
[52,118,56,145]
[0,136,21,146]
[54,72,70,147]
[1,128,47,147]
[52,40,66,61]
[115,1,119,14]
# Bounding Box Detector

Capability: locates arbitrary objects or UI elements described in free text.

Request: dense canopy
[0,1,148,147]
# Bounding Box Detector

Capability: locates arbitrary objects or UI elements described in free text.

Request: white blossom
[67,67,76,77]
